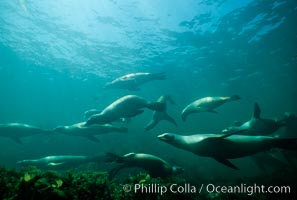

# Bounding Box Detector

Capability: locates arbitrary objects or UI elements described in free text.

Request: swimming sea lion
[145,95,177,131]
[105,152,184,179]
[86,95,165,125]
[104,72,166,91]
[158,131,297,170]
[84,109,131,123]
[181,95,240,121]
[0,123,53,144]
[54,122,128,143]
[17,154,104,169]
[222,102,286,135]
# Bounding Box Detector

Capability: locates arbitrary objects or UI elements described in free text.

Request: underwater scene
[0,0,297,199]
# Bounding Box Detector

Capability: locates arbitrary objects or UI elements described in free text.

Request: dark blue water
[1,0,297,182]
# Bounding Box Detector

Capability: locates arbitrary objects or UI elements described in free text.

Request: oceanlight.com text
[122,183,291,196]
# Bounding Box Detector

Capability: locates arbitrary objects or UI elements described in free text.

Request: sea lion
[104,72,166,91]
[86,95,165,125]
[0,123,53,144]
[17,154,104,169]
[105,152,184,178]
[54,122,128,143]
[84,109,131,123]
[158,131,297,170]
[181,95,240,121]
[145,95,177,131]
[222,102,286,135]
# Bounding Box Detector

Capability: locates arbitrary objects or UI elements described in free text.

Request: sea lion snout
[158,133,175,141]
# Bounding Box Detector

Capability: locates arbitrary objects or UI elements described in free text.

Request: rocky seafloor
[0,167,296,200]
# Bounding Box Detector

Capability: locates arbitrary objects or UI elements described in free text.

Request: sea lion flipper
[214,158,239,170]
[145,112,177,131]
[163,113,177,126]
[253,102,261,119]
[145,120,157,131]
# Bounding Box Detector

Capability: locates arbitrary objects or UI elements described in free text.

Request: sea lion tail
[229,94,241,101]
[145,113,177,131]
[105,152,124,163]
